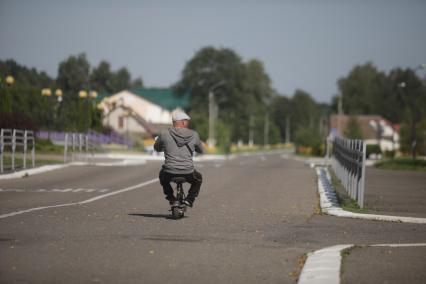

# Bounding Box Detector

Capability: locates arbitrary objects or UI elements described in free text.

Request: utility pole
[249,115,254,147]
[285,116,290,144]
[207,80,225,148]
[208,90,215,148]
[337,94,343,136]
[264,112,269,147]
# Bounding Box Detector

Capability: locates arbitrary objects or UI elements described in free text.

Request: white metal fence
[328,136,367,208]
[0,129,35,173]
[63,133,98,163]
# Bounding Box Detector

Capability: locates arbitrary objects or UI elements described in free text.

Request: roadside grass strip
[315,167,426,224]
[0,178,158,219]
[298,243,426,284]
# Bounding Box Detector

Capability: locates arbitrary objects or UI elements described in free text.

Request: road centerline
[0,178,159,219]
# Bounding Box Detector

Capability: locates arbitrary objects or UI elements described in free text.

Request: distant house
[97,88,189,139]
[329,114,400,152]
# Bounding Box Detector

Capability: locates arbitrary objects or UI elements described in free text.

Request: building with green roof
[98,88,190,139]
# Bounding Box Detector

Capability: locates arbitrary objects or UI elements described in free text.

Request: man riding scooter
[153,111,204,207]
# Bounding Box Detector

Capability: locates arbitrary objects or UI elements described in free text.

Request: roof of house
[329,114,397,139]
[96,88,190,111]
[129,88,189,111]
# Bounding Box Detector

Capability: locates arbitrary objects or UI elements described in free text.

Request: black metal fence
[329,136,366,208]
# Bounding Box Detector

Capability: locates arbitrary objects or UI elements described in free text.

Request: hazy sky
[1,0,425,102]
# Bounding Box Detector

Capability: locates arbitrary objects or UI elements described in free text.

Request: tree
[337,62,386,115]
[344,115,364,139]
[132,77,144,88]
[111,67,131,92]
[57,53,90,95]
[270,95,291,142]
[90,61,113,93]
[174,46,275,146]
[289,89,321,136]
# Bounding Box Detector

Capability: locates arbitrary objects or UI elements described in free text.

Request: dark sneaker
[183,199,194,207]
[166,195,177,205]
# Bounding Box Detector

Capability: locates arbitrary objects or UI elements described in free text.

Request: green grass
[1,156,62,171]
[35,139,64,154]
[328,167,368,213]
[374,158,426,172]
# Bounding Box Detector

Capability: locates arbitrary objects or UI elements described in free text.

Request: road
[1,152,425,283]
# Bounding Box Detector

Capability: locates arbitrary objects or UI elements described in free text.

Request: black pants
[159,169,203,201]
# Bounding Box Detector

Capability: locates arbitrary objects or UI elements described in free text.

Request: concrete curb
[315,166,426,224]
[298,244,352,284]
[298,243,426,284]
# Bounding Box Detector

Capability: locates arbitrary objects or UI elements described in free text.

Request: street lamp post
[1,75,15,114]
[79,90,97,133]
[41,88,62,138]
[207,80,225,148]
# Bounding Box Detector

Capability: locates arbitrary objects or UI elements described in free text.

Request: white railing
[328,136,366,208]
[63,133,99,163]
[0,129,35,173]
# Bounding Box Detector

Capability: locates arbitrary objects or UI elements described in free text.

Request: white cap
[172,111,191,121]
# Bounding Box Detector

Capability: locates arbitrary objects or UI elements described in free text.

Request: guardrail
[0,129,35,173]
[63,133,101,163]
[328,136,366,208]
[36,130,132,147]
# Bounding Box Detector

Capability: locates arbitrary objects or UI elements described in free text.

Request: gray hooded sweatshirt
[154,127,204,174]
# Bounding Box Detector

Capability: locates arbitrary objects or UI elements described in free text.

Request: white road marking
[298,243,426,284]
[316,167,426,224]
[0,178,159,219]
[0,188,111,193]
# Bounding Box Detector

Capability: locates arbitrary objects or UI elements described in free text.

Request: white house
[97,88,189,138]
[329,114,400,152]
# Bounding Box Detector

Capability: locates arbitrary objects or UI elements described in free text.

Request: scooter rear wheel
[172,206,184,219]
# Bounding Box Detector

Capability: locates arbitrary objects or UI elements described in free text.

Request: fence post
[0,129,3,173]
[23,130,28,169]
[31,132,35,168]
[72,133,76,162]
[64,133,68,163]
[358,140,366,208]
[12,129,16,171]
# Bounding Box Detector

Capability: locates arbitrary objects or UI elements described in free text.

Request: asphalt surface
[364,167,426,218]
[0,152,425,283]
[341,245,426,284]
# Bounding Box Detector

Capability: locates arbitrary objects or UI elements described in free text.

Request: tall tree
[344,115,364,139]
[174,46,276,145]
[337,62,386,115]
[57,53,90,95]
[111,67,131,92]
[90,61,113,93]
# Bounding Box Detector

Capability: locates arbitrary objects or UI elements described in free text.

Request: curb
[298,243,426,284]
[298,244,352,284]
[315,166,426,224]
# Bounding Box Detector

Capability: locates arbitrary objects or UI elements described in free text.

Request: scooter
[170,177,188,219]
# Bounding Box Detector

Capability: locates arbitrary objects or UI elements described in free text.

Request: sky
[0,0,425,103]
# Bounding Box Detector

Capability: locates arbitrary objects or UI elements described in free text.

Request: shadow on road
[128,213,176,220]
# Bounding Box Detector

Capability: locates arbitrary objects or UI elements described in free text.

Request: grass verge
[374,158,426,172]
[328,167,368,213]
[340,246,359,276]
